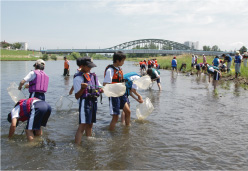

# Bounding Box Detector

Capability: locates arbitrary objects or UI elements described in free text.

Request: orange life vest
[64,60,69,69]
[104,65,124,83]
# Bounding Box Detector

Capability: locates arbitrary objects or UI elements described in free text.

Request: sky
[1,0,248,51]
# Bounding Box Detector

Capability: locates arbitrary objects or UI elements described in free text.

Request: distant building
[184,41,199,50]
[19,42,28,50]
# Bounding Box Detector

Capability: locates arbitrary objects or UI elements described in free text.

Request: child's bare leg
[85,124,93,136]
[26,130,35,141]
[158,83,162,90]
[75,124,86,144]
[35,129,42,136]
[121,111,125,125]
[109,115,119,131]
[123,103,131,126]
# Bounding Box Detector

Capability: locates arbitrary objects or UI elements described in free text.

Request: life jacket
[104,65,124,83]
[75,72,101,99]
[213,58,219,67]
[148,60,151,65]
[151,68,160,79]
[123,72,140,96]
[18,98,38,122]
[155,60,157,64]
[64,60,69,69]
[171,59,177,67]
[207,65,219,74]
[29,70,49,93]
[235,55,242,63]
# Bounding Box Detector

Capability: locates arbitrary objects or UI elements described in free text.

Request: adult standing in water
[63,56,70,76]
[18,59,49,101]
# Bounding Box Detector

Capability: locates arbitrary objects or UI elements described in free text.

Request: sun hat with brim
[33,59,45,67]
[81,57,97,68]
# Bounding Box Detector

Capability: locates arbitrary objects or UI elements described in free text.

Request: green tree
[42,54,49,61]
[12,42,22,49]
[50,54,57,61]
[239,46,247,54]
[203,45,211,51]
[211,45,220,51]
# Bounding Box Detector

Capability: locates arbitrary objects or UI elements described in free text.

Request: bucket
[133,75,152,90]
[136,97,154,120]
[103,83,126,97]
[7,82,26,103]
[55,96,73,111]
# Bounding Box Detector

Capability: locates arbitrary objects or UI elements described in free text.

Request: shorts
[191,63,194,67]
[148,65,151,68]
[156,78,161,83]
[213,71,220,80]
[172,66,177,70]
[79,98,97,124]
[29,92,45,101]
[141,64,146,70]
[109,94,128,115]
[196,64,201,71]
[26,101,51,130]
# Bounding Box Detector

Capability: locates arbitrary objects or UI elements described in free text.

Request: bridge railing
[41,49,229,56]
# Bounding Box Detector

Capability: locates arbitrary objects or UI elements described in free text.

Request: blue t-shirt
[225,55,232,62]
[234,55,242,63]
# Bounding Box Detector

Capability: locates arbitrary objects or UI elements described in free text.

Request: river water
[1,60,248,170]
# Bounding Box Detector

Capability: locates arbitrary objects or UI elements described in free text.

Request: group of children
[7,51,148,145]
[8,50,246,143]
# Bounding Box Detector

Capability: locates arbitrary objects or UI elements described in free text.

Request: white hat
[33,59,45,67]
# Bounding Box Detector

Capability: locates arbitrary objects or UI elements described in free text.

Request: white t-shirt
[11,99,41,119]
[23,71,37,82]
[192,56,195,64]
[103,66,121,84]
[129,75,140,90]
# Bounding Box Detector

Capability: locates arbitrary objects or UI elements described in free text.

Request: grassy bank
[0,49,42,61]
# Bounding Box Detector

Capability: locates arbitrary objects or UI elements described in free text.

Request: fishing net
[103,83,126,97]
[7,82,26,103]
[136,97,154,120]
[55,96,73,111]
[133,75,152,90]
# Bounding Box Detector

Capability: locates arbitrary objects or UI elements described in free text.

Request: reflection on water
[1,60,248,170]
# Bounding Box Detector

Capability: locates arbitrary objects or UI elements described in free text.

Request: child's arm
[18,80,26,90]
[69,86,74,95]
[75,83,87,100]
[8,118,17,139]
[130,89,143,103]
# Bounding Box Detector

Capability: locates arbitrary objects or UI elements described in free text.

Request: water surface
[1,60,248,170]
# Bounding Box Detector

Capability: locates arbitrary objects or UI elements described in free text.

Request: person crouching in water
[18,59,49,101]
[7,98,51,141]
[147,68,162,90]
[103,51,131,131]
[206,64,221,90]
[196,63,205,76]
[73,57,102,144]
[122,72,144,125]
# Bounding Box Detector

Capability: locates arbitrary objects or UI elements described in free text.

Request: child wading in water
[73,57,102,144]
[103,51,131,131]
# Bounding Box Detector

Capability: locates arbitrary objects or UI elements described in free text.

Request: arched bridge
[107,39,191,50]
[41,39,227,55]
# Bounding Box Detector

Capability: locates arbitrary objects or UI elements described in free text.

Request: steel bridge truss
[107,39,191,50]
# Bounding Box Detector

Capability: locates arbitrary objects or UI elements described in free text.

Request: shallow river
[1,60,248,170]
